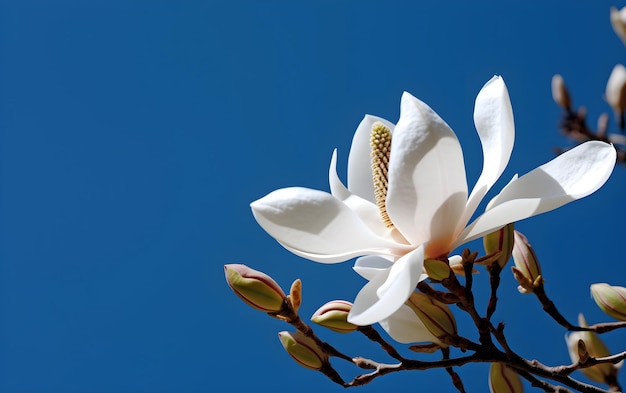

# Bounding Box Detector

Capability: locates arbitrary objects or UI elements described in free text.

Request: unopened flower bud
[511,231,542,294]
[406,292,457,342]
[591,283,626,321]
[483,223,515,268]
[611,6,626,47]
[424,258,452,281]
[565,314,616,384]
[224,264,285,312]
[311,300,358,333]
[489,363,524,393]
[278,330,327,370]
[289,279,302,312]
[606,64,626,130]
[551,74,571,110]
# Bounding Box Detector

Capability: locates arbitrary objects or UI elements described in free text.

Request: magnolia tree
[224,9,626,393]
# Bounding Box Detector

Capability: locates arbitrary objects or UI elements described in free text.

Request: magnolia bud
[406,292,457,342]
[424,258,452,281]
[289,279,302,312]
[611,6,626,47]
[489,363,524,393]
[278,330,327,370]
[551,74,571,110]
[606,64,626,130]
[511,231,542,294]
[310,300,358,333]
[565,314,616,384]
[483,223,515,268]
[591,283,626,321]
[224,264,285,312]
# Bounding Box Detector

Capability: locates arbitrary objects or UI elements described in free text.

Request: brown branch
[515,368,574,393]
[268,249,623,392]
[357,325,408,362]
[532,279,578,330]
[486,262,502,320]
[442,249,494,347]
[551,350,626,376]
[532,280,626,333]
[555,103,626,163]
[442,347,466,393]
[417,281,461,304]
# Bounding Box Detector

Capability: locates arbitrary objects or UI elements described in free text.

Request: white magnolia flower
[251,76,616,330]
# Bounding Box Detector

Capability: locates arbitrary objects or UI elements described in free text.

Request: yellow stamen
[370,122,394,228]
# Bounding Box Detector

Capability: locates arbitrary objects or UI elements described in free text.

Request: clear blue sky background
[2,1,626,392]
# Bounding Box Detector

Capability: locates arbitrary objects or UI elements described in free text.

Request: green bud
[406,292,457,342]
[278,331,327,370]
[224,264,285,312]
[565,314,616,384]
[591,283,626,321]
[511,231,542,294]
[489,363,524,393]
[483,223,515,268]
[424,258,451,281]
[310,300,357,333]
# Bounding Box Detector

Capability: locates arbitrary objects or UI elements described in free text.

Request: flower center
[370,122,394,229]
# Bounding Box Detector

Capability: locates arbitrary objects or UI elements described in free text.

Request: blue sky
[2,1,626,392]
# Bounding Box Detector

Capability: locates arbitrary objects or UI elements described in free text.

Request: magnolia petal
[329,149,351,200]
[347,115,396,203]
[460,76,515,232]
[456,141,616,246]
[379,304,438,344]
[353,255,393,280]
[347,272,388,325]
[386,92,468,253]
[251,187,405,263]
[348,245,425,325]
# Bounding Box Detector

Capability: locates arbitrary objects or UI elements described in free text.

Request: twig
[486,262,502,320]
[532,281,626,333]
[442,347,466,393]
[357,325,408,362]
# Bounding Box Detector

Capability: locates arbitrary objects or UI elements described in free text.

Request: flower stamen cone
[370,121,394,229]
